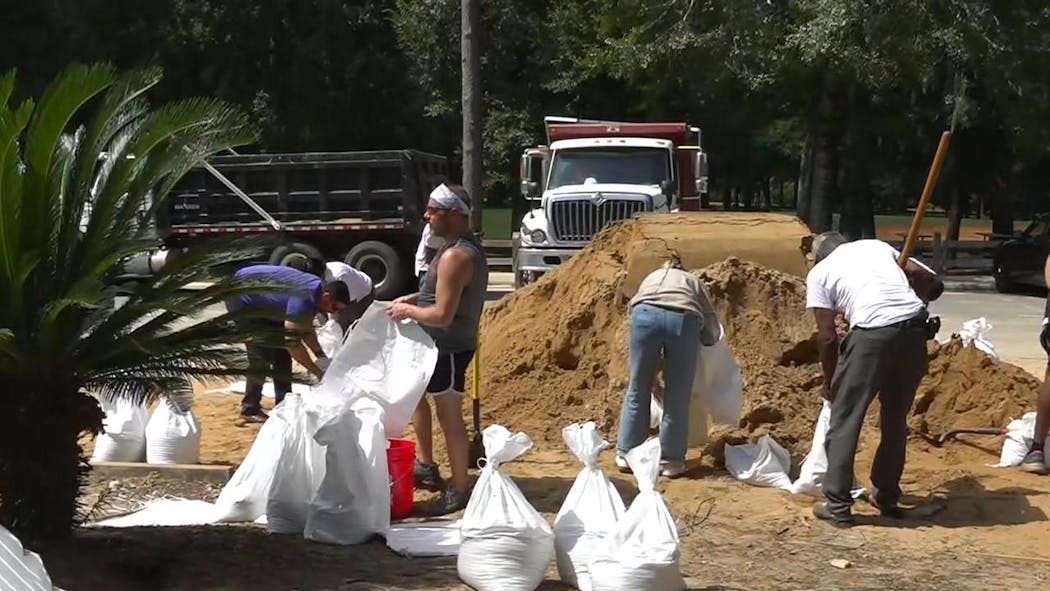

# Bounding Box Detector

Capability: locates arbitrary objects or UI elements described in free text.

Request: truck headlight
[529,229,547,244]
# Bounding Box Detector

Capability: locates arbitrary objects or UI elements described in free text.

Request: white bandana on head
[429,184,470,214]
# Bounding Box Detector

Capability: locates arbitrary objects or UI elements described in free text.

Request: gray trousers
[823,319,928,515]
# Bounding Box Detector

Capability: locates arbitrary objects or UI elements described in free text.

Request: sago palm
[0,63,292,541]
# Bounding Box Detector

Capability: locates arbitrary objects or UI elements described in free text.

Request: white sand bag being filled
[589,437,686,591]
[457,425,554,591]
[553,422,626,591]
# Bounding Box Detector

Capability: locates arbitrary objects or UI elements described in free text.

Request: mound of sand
[478,215,1041,464]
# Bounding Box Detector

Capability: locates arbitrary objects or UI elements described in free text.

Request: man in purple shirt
[226,265,350,422]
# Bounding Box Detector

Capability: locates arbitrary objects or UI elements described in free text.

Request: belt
[856,310,929,331]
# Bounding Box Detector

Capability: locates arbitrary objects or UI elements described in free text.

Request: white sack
[213,412,289,522]
[695,323,743,425]
[313,303,437,437]
[996,412,1050,467]
[145,399,201,465]
[317,317,346,359]
[724,435,793,490]
[458,425,554,591]
[788,401,867,499]
[91,396,148,463]
[265,395,327,535]
[0,524,52,591]
[304,398,390,545]
[589,438,685,591]
[553,422,626,591]
[958,317,998,359]
[97,500,219,528]
[386,520,461,558]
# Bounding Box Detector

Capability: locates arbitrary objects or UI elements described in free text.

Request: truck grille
[549,197,648,242]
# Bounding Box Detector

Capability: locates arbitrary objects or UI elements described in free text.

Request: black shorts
[427,350,475,395]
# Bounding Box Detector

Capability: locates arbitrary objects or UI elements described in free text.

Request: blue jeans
[617,303,701,465]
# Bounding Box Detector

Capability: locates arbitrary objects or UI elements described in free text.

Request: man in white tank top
[806,232,943,526]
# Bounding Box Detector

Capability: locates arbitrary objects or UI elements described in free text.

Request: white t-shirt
[805,239,929,329]
[414,225,445,276]
[324,261,373,302]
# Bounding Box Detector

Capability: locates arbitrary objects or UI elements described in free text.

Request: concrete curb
[90,461,235,484]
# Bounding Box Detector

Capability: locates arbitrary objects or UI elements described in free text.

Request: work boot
[1020,449,1050,475]
[812,502,854,528]
[870,497,907,519]
[425,486,470,517]
[414,460,444,491]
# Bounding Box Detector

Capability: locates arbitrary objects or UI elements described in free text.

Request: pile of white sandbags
[91,394,201,466]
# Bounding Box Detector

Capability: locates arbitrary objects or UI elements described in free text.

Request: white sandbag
[313,303,437,437]
[304,397,390,545]
[317,317,346,358]
[458,425,554,591]
[145,399,201,465]
[213,413,288,522]
[724,435,793,490]
[91,396,148,463]
[958,317,998,360]
[788,401,867,499]
[0,524,52,591]
[695,323,743,425]
[996,412,1050,467]
[589,437,685,591]
[265,395,327,535]
[554,422,626,591]
[386,520,461,558]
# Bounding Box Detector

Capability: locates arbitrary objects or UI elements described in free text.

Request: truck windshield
[548,147,671,189]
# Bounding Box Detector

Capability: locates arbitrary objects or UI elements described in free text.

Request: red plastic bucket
[387,438,415,519]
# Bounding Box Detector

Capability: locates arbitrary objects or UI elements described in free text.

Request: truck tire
[345,241,406,301]
[269,242,324,275]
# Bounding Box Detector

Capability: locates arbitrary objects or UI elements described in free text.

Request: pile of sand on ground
[478,215,1041,464]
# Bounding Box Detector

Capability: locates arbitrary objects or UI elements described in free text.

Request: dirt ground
[55,213,1049,590]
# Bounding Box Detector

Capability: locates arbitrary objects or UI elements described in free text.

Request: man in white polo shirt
[324,261,375,331]
[806,231,943,527]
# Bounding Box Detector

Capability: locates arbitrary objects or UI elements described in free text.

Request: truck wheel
[345,241,406,301]
[269,242,324,275]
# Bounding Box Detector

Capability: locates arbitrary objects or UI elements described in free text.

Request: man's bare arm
[813,307,839,399]
[285,320,324,379]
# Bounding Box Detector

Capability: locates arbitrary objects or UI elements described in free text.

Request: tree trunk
[0,391,101,542]
[796,133,814,221]
[945,186,966,241]
[838,85,875,240]
[990,180,1014,235]
[461,0,483,233]
[808,84,843,233]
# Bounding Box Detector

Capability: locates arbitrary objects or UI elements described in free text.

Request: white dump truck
[513,116,709,286]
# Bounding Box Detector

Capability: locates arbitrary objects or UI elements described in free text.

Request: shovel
[468,328,486,467]
[915,427,1007,447]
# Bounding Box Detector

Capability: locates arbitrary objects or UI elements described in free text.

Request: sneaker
[660,462,687,479]
[1020,449,1050,475]
[414,460,444,491]
[812,502,854,528]
[239,409,268,423]
[614,455,630,473]
[425,487,470,517]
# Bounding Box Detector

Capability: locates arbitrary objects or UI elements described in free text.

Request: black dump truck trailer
[119,150,448,300]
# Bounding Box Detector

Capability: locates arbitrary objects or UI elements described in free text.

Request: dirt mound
[478,215,1042,464]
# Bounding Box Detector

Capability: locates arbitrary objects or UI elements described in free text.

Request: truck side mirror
[520,153,544,200]
[693,151,709,194]
[660,179,676,197]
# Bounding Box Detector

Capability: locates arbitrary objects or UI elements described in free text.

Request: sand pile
[479,215,1042,462]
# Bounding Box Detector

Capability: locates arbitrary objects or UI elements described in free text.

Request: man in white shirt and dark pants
[806,232,943,527]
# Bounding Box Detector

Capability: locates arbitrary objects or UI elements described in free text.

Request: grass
[481,208,513,240]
